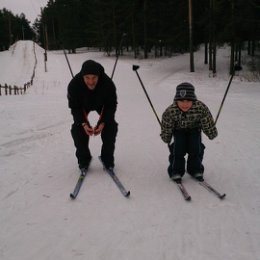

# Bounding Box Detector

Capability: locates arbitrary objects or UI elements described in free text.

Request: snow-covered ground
[0,40,260,260]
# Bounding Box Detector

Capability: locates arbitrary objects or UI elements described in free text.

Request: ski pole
[133,65,172,152]
[214,73,234,125]
[63,48,74,78]
[132,65,161,126]
[111,33,127,79]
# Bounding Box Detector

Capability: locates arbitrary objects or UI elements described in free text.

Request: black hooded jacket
[67,60,117,125]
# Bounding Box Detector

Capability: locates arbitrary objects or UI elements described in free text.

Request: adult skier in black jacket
[67,60,118,170]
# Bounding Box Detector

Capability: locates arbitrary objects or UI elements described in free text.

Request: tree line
[0,8,35,50]
[1,0,259,74]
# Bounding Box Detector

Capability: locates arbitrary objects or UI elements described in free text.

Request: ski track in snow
[0,41,260,260]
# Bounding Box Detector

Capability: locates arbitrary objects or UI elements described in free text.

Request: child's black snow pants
[168,128,205,178]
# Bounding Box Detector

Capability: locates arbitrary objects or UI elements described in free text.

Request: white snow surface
[0,40,260,260]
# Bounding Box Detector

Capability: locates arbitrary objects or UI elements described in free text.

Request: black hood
[80,60,104,77]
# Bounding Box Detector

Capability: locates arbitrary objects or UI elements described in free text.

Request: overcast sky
[0,0,48,23]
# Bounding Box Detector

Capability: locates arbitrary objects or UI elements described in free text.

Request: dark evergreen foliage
[33,0,259,54]
[1,0,259,73]
[0,8,35,50]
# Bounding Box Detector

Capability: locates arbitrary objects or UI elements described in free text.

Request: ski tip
[70,193,76,200]
[186,196,192,201]
[220,193,226,200]
[125,191,130,197]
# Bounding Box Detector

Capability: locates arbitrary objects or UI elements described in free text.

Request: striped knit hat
[174,82,197,101]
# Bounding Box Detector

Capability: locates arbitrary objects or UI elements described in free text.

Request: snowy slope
[0,40,260,260]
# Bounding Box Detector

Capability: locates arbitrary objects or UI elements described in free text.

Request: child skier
[160,82,218,183]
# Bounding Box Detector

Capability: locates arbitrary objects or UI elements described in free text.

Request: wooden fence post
[0,82,32,97]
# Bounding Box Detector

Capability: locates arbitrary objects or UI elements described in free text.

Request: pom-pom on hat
[80,60,104,76]
[174,82,197,101]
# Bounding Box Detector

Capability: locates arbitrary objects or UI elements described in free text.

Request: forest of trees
[0,0,259,74]
[0,8,35,50]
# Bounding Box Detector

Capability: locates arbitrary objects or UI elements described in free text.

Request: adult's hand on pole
[94,122,105,136]
[82,122,94,136]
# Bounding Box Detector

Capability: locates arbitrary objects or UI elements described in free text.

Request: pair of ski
[70,157,130,200]
[70,162,225,201]
[176,179,226,201]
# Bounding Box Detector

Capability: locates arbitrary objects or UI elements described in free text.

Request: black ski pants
[71,120,118,168]
[168,128,205,178]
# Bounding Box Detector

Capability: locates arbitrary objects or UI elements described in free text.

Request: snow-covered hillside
[0,40,260,260]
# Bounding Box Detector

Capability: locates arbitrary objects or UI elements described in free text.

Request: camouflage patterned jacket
[160,100,218,143]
